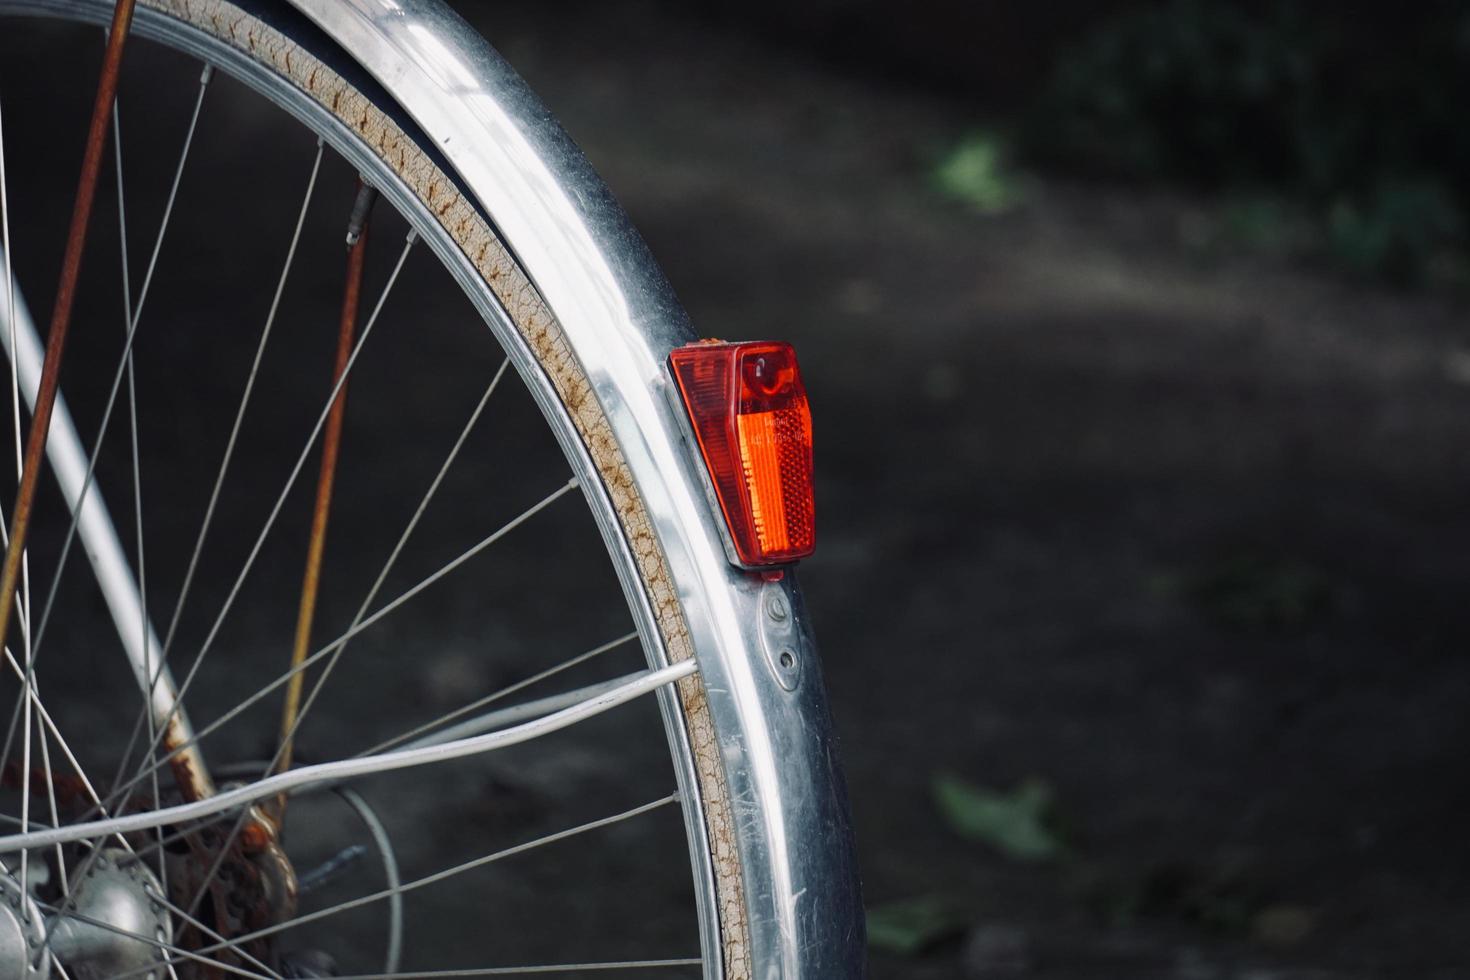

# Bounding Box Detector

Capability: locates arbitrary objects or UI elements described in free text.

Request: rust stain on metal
[1,762,91,803]
[272,183,372,818]
[162,707,215,802]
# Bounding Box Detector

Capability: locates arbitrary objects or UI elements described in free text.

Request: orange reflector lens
[669,341,815,567]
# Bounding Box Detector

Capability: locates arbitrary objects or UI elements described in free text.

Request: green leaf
[932,772,1064,861]
[865,895,967,956]
[933,133,1027,214]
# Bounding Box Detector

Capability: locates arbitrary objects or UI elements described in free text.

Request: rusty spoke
[0,49,215,836]
[0,0,138,660]
[274,180,377,811]
[177,181,380,927]
[0,0,138,907]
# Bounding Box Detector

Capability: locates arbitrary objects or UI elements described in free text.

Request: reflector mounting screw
[765,593,790,623]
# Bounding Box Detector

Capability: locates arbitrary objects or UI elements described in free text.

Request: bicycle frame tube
[0,261,213,801]
[268,2,865,975]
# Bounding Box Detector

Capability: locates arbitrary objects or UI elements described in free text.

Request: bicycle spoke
[0,811,53,830]
[0,63,218,839]
[1,660,694,851]
[0,84,41,898]
[0,0,144,685]
[29,63,213,663]
[0,59,214,824]
[127,229,418,795]
[16,588,31,898]
[40,900,277,980]
[189,347,511,915]
[0,86,14,398]
[1,648,106,816]
[140,794,681,978]
[102,476,577,811]
[95,223,416,838]
[43,845,283,980]
[157,137,324,662]
[362,630,636,756]
[38,798,684,980]
[102,135,326,814]
[33,697,66,892]
[183,182,384,916]
[275,356,511,773]
[0,645,154,889]
[112,94,172,896]
[147,891,284,980]
[274,180,376,798]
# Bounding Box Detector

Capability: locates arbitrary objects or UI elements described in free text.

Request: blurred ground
[468,2,1470,976]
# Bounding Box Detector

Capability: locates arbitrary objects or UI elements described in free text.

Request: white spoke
[0,644,148,897]
[0,88,14,391]
[16,654,31,901]
[112,94,170,896]
[29,64,213,659]
[0,811,54,830]
[151,795,682,974]
[179,359,515,918]
[156,137,325,662]
[1,648,108,819]
[101,134,326,812]
[274,357,511,763]
[0,88,26,670]
[128,230,418,792]
[102,477,580,810]
[43,842,282,980]
[85,796,683,980]
[363,631,638,756]
[33,702,66,894]
[0,66,216,853]
[1,78,36,904]
[0,660,695,851]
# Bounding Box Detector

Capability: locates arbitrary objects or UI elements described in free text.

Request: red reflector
[669,341,815,567]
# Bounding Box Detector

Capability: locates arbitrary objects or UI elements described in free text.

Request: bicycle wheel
[0,1,862,977]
